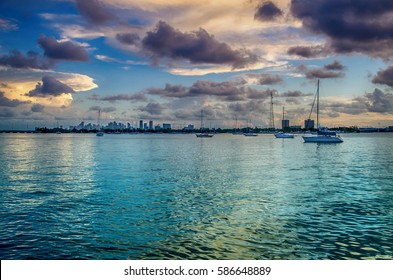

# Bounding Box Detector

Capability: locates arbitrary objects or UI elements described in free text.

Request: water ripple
[0,133,392,259]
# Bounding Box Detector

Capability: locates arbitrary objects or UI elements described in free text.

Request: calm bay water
[0,133,392,259]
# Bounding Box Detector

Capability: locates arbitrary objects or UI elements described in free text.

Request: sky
[1,0,393,130]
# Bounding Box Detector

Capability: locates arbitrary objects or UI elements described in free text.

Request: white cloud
[56,72,98,92]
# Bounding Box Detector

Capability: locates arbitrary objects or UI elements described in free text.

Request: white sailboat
[232,117,243,135]
[196,110,213,138]
[275,132,294,138]
[302,80,343,143]
[275,106,294,138]
[96,109,104,136]
[243,120,257,136]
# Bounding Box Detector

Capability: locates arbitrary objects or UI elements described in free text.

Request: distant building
[162,123,171,129]
[143,123,148,130]
[184,124,194,131]
[155,125,162,131]
[149,120,153,130]
[290,125,301,131]
[304,119,315,129]
[282,120,289,129]
[139,120,143,129]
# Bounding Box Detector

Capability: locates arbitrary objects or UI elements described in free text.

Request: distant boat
[196,110,213,138]
[196,132,214,138]
[96,109,104,137]
[55,121,62,134]
[244,132,257,137]
[232,117,243,135]
[243,119,257,136]
[274,106,294,138]
[274,132,294,138]
[302,80,343,143]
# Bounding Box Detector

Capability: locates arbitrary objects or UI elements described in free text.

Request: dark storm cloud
[147,83,189,98]
[280,90,311,98]
[142,21,259,68]
[246,73,282,85]
[139,102,167,115]
[31,104,45,112]
[364,88,393,113]
[146,80,250,101]
[305,69,344,79]
[290,0,393,58]
[27,76,75,97]
[116,33,140,45]
[145,79,302,103]
[0,91,30,107]
[228,100,266,116]
[297,64,344,80]
[326,98,368,115]
[75,0,115,25]
[324,60,344,71]
[254,1,283,21]
[246,88,273,100]
[189,80,247,101]
[0,50,53,69]
[258,74,282,85]
[38,35,89,62]
[326,89,393,115]
[287,45,331,58]
[372,66,393,87]
[100,93,148,102]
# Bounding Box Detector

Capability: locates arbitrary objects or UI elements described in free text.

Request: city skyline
[1,0,393,130]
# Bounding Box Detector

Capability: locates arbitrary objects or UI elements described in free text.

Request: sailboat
[232,117,243,135]
[96,109,104,136]
[275,131,294,138]
[243,120,257,136]
[302,80,343,143]
[55,121,62,134]
[196,110,213,138]
[274,106,294,138]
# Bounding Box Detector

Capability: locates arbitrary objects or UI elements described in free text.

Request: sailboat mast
[270,92,275,129]
[316,80,320,130]
[282,106,285,120]
[200,110,203,130]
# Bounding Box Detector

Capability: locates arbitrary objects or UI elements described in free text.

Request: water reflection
[0,134,99,259]
[0,133,392,259]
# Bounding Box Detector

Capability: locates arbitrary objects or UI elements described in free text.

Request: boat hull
[303,135,343,143]
[244,133,257,136]
[275,133,294,138]
[196,133,213,138]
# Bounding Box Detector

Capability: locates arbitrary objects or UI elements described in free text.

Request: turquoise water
[0,133,392,259]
